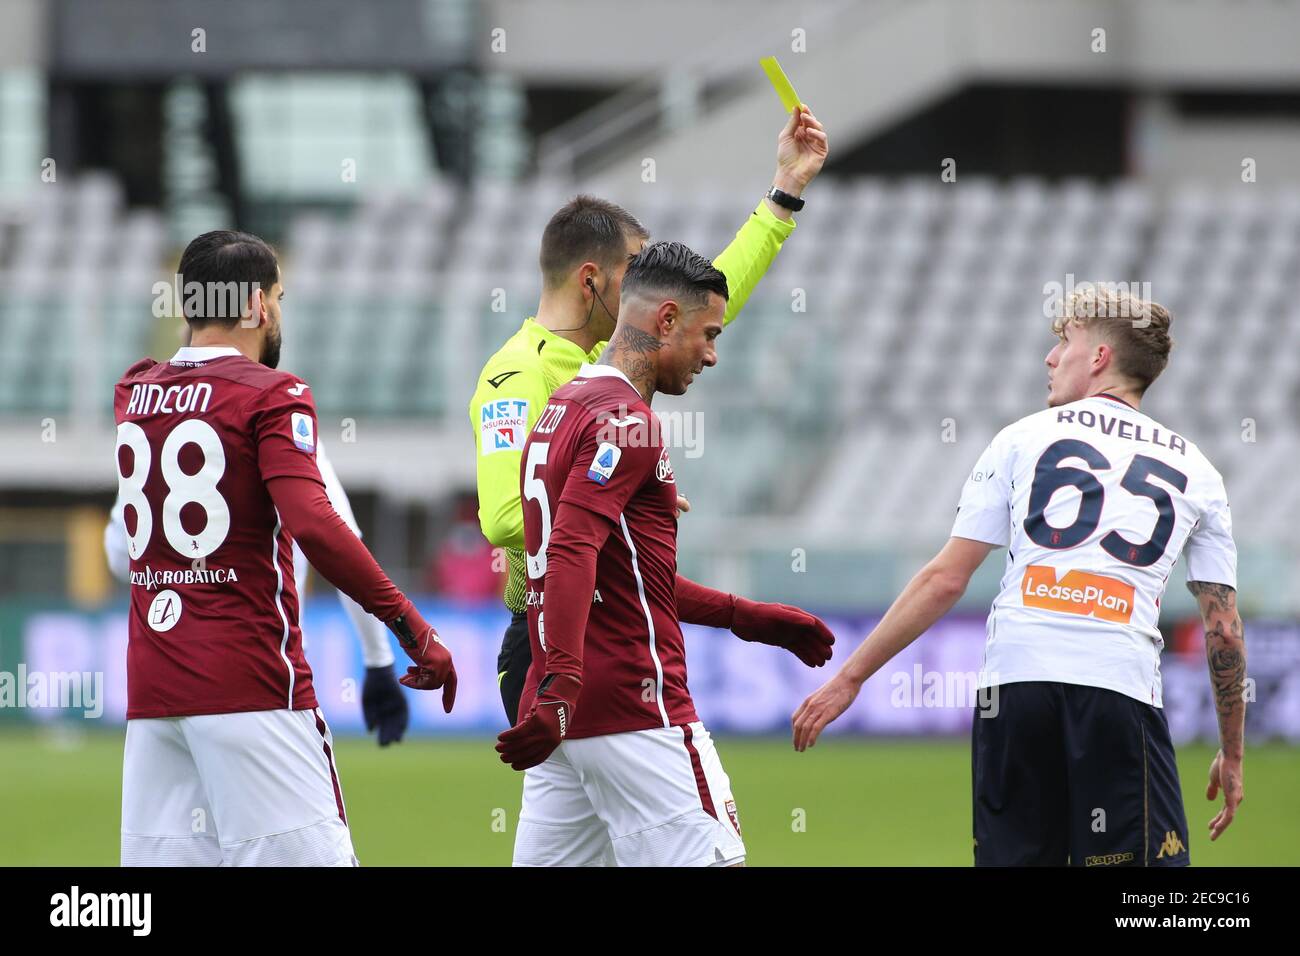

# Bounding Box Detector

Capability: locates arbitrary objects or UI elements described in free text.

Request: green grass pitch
[1,729,1296,866]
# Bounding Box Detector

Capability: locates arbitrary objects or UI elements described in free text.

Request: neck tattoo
[599,325,661,402]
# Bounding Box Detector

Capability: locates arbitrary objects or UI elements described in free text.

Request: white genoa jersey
[951,393,1237,706]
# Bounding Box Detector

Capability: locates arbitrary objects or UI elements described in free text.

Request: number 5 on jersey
[524,441,551,579]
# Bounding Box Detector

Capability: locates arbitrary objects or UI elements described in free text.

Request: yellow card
[760,56,802,113]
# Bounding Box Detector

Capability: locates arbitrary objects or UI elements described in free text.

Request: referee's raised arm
[472,105,829,727]
[711,105,828,325]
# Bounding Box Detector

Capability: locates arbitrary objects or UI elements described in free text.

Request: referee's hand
[773,105,828,195]
[792,673,860,751]
[1206,749,1243,841]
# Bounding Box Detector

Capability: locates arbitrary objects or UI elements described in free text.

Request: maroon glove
[495,673,581,771]
[732,598,835,667]
[386,601,457,712]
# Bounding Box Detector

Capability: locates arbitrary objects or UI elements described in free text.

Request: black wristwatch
[766,185,805,211]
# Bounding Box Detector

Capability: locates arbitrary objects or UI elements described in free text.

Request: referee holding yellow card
[470,60,829,724]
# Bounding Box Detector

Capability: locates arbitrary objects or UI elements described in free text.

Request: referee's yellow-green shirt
[470,200,796,613]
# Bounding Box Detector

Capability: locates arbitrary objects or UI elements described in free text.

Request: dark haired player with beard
[497,242,835,867]
[472,106,829,727]
[107,322,412,748]
[114,230,455,866]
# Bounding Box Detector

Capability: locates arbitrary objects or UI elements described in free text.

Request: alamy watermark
[889,665,1000,717]
[0,665,103,718]
[596,405,705,458]
[151,275,264,326]
[50,886,150,935]
[1042,275,1154,328]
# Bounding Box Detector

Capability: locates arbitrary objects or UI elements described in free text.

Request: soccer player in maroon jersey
[114,231,455,866]
[496,241,835,866]
[107,325,414,748]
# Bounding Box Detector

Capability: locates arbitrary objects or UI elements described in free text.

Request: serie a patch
[586,442,622,485]
[290,412,316,452]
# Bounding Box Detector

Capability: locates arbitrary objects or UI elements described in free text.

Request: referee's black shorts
[972,681,1190,867]
[496,611,532,726]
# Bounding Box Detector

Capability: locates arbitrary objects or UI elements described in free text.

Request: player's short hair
[621,240,729,312]
[1051,284,1173,393]
[539,195,649,290]
[176,230,279,328]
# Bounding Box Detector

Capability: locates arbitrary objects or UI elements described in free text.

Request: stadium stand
[3,172,1297,560]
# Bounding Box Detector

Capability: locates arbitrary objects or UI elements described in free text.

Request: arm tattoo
[1189,580,1247,757]
[1187,580,1236,615]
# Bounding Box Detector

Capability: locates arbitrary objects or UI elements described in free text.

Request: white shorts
[514,721,745,867]
[121,707,357,867]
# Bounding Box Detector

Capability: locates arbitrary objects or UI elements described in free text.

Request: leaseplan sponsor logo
[481,398,528,455]
[1021,566,1134,623]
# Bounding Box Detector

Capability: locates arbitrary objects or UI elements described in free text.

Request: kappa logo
[1084,851,1136,866]
[1156,830,1186,860]
[1020,566,1134,623]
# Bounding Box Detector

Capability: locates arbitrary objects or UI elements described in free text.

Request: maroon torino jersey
[113,346,324,719]
[518,364,697,738]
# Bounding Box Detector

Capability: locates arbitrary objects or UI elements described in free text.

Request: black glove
[362,664,410,746]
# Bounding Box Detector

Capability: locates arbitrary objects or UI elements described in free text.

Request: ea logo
[656,448,674,483]
[148,589,182,632]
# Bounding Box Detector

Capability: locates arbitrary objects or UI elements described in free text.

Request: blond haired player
[794,286,1245,866]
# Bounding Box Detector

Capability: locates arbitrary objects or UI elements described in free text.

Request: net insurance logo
[480,398,529,454]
